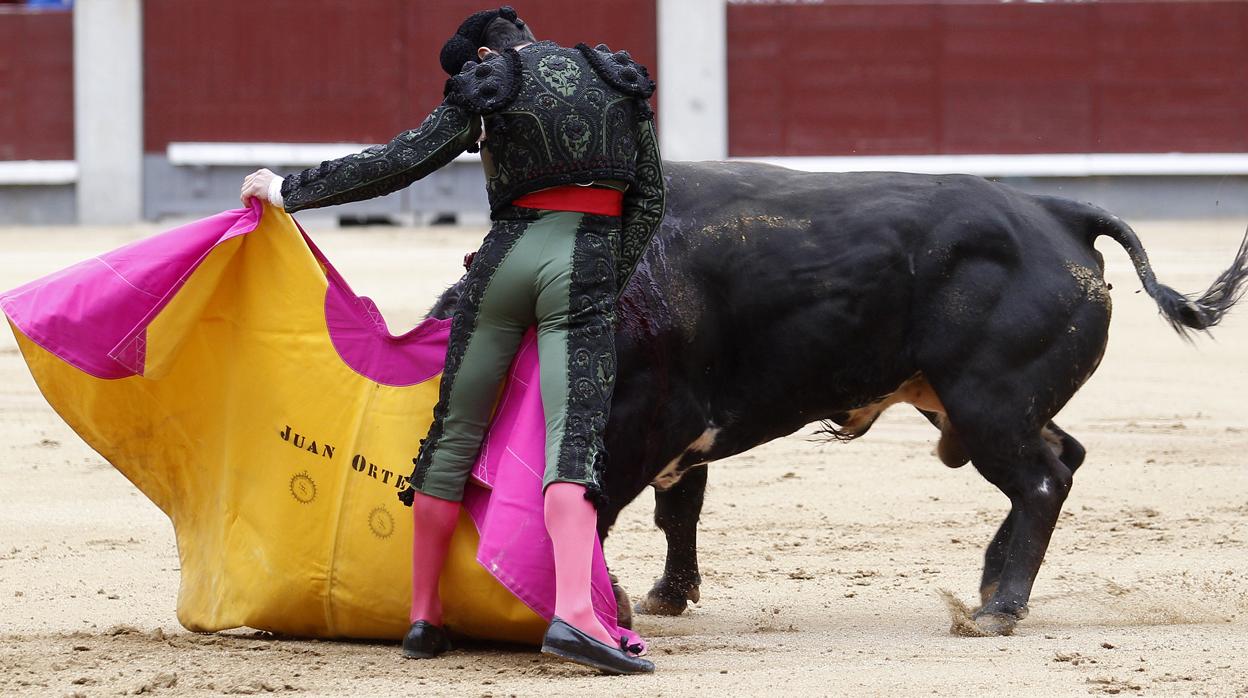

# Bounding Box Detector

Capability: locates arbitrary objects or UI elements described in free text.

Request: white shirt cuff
[267,176,285,209]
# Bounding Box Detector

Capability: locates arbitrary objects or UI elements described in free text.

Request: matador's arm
[279,102,481,213]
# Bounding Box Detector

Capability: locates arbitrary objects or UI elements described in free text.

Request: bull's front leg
[634,464,707,616]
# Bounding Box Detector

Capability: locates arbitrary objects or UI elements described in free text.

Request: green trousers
[401,207,621,504]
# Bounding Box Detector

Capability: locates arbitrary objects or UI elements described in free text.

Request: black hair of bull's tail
[1092,215,1248,339]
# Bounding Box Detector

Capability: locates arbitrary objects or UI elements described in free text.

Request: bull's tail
[1090,213,1248,338]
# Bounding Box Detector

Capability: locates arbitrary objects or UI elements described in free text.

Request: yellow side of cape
[10,208,545,643]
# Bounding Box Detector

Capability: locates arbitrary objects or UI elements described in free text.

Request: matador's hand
[240,168,285,208]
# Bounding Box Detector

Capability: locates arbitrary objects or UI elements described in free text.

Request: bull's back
[660,161,1107,311]
[653,162,1072,340]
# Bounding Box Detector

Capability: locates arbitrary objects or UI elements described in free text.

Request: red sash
[512,185,624,217]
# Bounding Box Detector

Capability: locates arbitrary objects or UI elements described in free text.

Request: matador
[240,6,664,675]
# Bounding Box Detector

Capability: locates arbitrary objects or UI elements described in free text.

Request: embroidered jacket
[280,40,665,292]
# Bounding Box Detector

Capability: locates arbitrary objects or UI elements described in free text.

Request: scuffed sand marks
[1094,577,1233,628]
[937,589,994,638]
[0,627,309,695]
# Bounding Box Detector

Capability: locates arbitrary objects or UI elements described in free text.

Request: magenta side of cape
[0,206,261,379]
[0,203,635,647]
[294,222,453,388]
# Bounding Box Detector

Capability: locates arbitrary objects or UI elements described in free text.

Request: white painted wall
[74,0,143,224]
[734,153,1248,177]
[657,0,727,162]
[0,161,78,186]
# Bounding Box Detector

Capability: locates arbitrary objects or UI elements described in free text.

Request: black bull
[430,161,1248,636]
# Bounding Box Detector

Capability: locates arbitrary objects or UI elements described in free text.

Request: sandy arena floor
[1,216,1246,696]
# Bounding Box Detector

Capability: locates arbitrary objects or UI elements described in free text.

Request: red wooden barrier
[727,1,1248,157]
[143,0,657,153]
[0,8,73,160]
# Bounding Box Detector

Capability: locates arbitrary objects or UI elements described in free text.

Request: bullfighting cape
[0,201,633,646]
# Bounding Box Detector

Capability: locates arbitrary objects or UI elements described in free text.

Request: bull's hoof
[634,593,688,616]
[611,578,634,630]
[634,584,700,616]
[971,610,1018,636]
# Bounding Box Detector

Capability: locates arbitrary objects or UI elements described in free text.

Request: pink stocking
[409,492,460,625]
[544,482,614,646]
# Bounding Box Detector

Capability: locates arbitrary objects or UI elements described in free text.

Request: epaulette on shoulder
[575,43,655,99]
[444,49,522,114]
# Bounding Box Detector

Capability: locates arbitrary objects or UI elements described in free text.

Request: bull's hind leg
[922,359,1087,635]
[914,226,1109,634]
[635,465,707,616]
[978,510,1015,608]
[963,432,1074,635]
[978,422,1086,607]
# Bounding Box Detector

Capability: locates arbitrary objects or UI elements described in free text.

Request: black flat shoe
[401,620,452,659]
[540,617,654,675]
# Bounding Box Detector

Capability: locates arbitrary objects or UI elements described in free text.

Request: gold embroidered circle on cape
[368,506,395,539]
[289,472,316,504]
